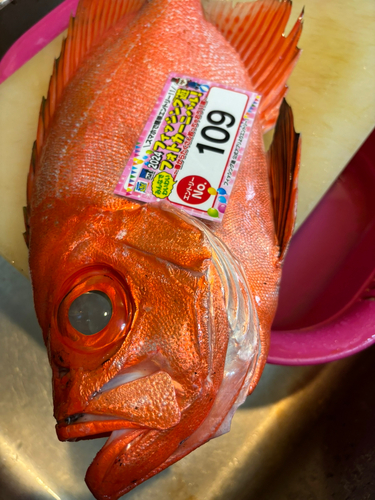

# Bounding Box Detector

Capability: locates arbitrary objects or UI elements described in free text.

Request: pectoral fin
[268,99,301,260]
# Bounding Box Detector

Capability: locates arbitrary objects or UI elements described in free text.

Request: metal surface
[256,343,375,500]
[0,254,369,500]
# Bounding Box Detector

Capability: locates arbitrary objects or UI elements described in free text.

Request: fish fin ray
[25,0,147,241]
[268,99,301,260]
[203,0,303,131]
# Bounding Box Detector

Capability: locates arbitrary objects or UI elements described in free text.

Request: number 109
[196,110,236,155]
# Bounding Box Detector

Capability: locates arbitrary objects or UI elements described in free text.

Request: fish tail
[203,0,304,131]
[24,0,148,244]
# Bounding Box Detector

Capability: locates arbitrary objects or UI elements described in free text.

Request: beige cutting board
[0,0,374,277]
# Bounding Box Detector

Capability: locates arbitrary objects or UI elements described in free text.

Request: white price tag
[115,74,261,221]
[169,88,249,211]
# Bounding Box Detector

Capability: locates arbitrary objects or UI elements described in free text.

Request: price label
[114,73,261,221]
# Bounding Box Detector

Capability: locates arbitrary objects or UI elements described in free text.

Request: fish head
[30,202,257,499]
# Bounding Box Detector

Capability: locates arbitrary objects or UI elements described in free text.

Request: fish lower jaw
[56,414,144,442]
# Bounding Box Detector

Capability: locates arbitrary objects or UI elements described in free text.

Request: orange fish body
[25,0,302,498]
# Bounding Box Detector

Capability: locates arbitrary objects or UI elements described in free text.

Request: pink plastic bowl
[269,130,375,364]
[1,0,374,365]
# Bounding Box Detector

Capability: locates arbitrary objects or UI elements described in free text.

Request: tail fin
[203,0,303,131]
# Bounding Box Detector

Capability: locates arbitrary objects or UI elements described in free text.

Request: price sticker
[114,73,261,221]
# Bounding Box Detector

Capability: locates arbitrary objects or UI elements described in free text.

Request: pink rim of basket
[0,0,79,84]
[1,0,374,366]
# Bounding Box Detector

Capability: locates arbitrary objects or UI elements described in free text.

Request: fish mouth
[56,413,144,441]
[56,359,183,441]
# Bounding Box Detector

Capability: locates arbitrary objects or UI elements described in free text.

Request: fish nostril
[58,367,70,378]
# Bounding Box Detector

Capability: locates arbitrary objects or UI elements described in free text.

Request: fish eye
[68,290,112,335]
[57,270,132,362]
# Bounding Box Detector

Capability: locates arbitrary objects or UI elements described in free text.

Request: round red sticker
[176,175,211,205]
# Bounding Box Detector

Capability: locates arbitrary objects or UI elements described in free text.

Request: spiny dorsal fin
[24,0,148,247]
[36,0,148,159]
[268,99,301,260]
[203,0,303,131]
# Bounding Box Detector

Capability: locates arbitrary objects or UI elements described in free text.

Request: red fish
[24,0,302,498]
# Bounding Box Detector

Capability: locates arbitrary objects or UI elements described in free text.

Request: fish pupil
[68,290,112,335]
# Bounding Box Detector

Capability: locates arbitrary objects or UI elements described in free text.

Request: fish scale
[35,3,251,210]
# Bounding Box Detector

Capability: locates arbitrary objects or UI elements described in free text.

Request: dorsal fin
[36,0,148,160]
[24,0,148,246]
[268,99,301,260]
[203,0,303,131]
